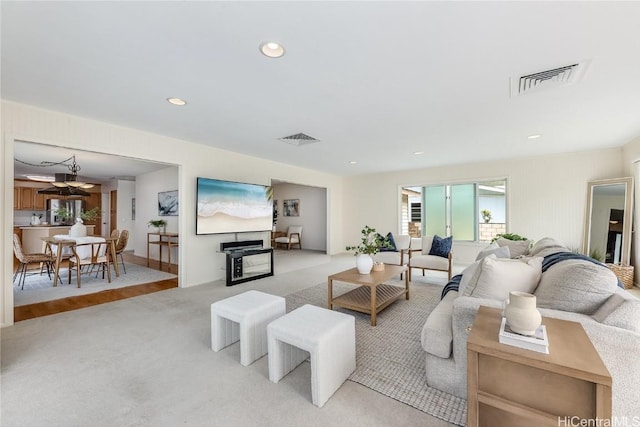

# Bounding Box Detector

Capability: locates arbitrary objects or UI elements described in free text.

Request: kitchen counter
[20,225,96,253]
[18,225,64,229]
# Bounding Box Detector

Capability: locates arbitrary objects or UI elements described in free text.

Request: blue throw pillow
[429,235,452,258]
[378,232,397,252]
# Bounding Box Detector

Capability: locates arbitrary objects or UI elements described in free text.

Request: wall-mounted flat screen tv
[196,177,273,235]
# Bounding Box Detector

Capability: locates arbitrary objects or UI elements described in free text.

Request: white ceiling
[3,1,640,178]
[12,141,173,184]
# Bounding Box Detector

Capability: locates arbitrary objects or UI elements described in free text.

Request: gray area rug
[286,280,467,426]
[13,263,177,306]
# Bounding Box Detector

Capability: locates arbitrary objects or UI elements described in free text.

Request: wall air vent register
[278,133,320,147]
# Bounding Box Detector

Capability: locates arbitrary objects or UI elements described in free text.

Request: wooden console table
[147,232,179,267]
[467,306,611,427]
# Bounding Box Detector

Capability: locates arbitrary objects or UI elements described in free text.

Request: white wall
[622,136,640,285]
[273,183,327,251]
[136,167,178,261]
[343,148,625,265]
[2,99,635,326]
[1,100,344,326]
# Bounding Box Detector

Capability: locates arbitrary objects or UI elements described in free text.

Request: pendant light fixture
[50,155,94,189]
[15,153,95,196]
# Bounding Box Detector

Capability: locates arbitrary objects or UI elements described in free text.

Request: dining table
[42,235,119,286]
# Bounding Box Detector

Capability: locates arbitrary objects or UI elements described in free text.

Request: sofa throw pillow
[534,260,618,315]
[496,237,531,258]
[475,242,511,261]
[458,260,481,296]
[462,256,542,301]
[428,235,452,258]
[475,242,498,259]
[377,232,397,252]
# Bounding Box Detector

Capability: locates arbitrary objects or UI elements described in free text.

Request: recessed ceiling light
[259,41,285,58]
[527,134,542,139]
[349,161,357,165]
[167,97,187,106]
[413,151,425,155]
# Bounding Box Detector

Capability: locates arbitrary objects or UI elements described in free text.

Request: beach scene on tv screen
[197,178,273,234]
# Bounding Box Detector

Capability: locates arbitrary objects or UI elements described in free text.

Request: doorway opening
[12,140,180,319]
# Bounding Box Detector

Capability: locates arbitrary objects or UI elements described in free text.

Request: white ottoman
[211,290,286,366]
[267,304,356,408]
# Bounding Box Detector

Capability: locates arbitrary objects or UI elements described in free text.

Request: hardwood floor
[13,252,178,322]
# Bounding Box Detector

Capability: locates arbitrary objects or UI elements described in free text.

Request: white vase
[356,254,374,274]
[69,218,87,237]
[504,291,542,336]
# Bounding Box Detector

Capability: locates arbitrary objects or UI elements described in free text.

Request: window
[401,180,506,241]
[410,202,422,222]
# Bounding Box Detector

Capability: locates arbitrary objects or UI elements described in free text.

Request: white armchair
[408,235,452,281]
[373,234,411,277]
[274,226,302,250]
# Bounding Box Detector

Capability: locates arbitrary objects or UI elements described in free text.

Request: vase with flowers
[346,225,392,274]
[148,219,167,233]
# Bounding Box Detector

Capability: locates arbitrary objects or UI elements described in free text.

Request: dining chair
[114,230,129,274]
[12,233,58,289]
[110,229,120,239]
[68,241,112,287]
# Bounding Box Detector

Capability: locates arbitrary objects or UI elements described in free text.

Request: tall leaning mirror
[583,177,634,265]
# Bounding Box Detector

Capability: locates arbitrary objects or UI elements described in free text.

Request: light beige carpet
[286,280,467,426]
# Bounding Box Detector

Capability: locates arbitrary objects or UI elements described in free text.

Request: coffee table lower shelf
[331,283,406,316]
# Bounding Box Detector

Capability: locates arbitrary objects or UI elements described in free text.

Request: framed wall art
[283,199,300,217]
[158,190,179,216]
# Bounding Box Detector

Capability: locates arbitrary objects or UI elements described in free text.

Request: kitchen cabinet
[18,187,34,210]
[14,186,47,211]
[34,191,46,210]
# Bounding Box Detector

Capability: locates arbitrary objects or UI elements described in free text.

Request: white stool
[211,290,286,366]
[267,304,356,407]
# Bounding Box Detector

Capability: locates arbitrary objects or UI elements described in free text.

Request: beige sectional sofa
[421,237,640,418]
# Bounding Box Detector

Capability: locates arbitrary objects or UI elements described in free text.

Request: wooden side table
[467,306,611,427]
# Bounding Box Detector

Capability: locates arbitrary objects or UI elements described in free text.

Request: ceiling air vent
[511,61,588,97]
[278,133,320,147]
